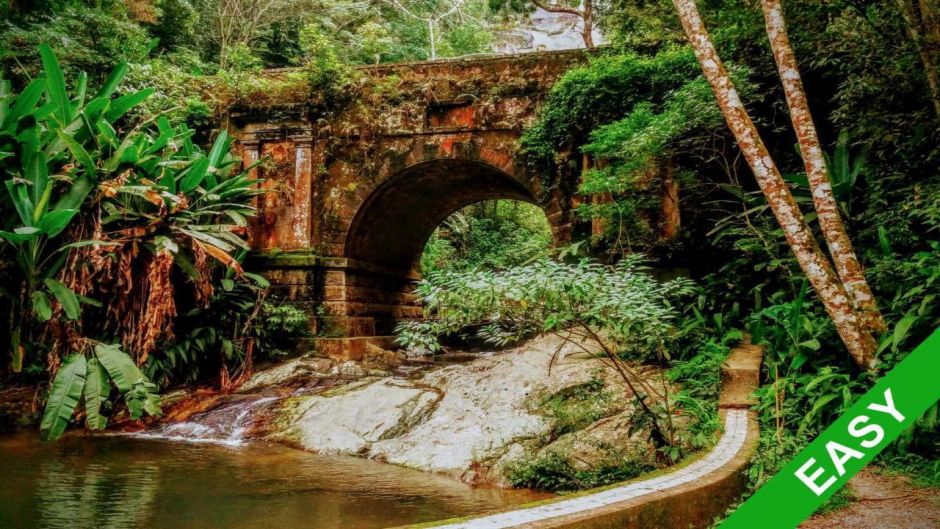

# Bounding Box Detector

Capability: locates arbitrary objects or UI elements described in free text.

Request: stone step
[321,301,424,319]
[322,285,419,305]
[314,336,398,361]
[719,343,763,409]
[318,316,376,337]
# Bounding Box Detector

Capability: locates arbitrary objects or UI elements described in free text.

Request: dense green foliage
[0,45,264,438]
[513,0,940,502]
[420,200,552,275]
[398,256,694,355]
[504,448,656,492]
[0,0,936,512]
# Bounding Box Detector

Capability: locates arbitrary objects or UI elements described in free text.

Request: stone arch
[313,157,568,359]
[343,158,546,274]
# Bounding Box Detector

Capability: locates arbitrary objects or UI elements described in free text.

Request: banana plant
[40,343,161,441]
[0,45,154,372]
[2,44,261,440]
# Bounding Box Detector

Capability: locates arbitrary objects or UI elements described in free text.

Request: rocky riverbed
[207,334,680,487]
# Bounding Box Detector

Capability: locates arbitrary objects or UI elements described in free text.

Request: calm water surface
[0,434,546,529]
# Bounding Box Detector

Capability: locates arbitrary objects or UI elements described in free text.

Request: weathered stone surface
[268,334,659,481]
[718,343,762,409]
[535,411,655,472]
[330,360,367,378]
[237,356,334,393]
[233,52,594,359]
[288,379,441,454]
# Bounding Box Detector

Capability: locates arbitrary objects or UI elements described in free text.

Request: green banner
[720,328,940,529]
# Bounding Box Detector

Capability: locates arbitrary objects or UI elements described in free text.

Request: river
[0,433,546,529]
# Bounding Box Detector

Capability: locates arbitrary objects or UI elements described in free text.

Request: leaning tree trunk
[761,0,886,333]
[672,0,879,369]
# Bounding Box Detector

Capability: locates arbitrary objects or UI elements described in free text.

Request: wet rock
[286,379,440,454]
[535,411,655,472]
[331,361,366,378]
[307,358,335,373]
[238,356,333,393]
[363,343,405,371]
[269,334,622,481]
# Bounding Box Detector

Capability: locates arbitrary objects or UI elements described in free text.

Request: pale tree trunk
[761,0,886,333]
[581,0,595,49]
[672,0,878,369]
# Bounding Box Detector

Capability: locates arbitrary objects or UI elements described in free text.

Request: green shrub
[541,377,615,437]
[504,450,655,492]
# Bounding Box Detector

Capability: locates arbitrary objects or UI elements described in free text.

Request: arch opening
[344,159,543,274]
[420,199,553,276]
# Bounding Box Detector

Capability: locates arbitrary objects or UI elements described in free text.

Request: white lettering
[848,415,884,449]
[826,441,864,476]
[867,388,906,423]
[795,458,836,496]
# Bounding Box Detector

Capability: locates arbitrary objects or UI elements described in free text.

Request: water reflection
[35,461,159,529]
[0,434,547,529]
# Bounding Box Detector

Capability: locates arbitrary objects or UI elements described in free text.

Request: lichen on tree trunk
[672,0,878,369]
[761,0,886,334]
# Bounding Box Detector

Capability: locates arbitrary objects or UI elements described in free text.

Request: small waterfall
[128,396,278,447]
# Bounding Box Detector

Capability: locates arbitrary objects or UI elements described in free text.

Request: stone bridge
[232,50,587,358]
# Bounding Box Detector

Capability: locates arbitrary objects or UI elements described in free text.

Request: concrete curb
[403,344,762,529]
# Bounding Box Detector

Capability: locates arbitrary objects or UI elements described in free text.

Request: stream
[0,334,626,529]
[0,431,545,529]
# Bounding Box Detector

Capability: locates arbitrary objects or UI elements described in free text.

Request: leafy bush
[668,339,729,401]
[519,49,700,178]
[398,256,696,451]
[398,256,693,356]
[0,6,151,83]
[256,302,312,356]
[504,450,655,492]
[40,344,160,441]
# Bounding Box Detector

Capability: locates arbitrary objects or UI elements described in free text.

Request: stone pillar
[239,136,262,185]
[289,132,315,249]
[238,136,262,247]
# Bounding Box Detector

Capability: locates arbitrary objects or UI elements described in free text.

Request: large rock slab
[272,334,611,478]
[287,379,441,454]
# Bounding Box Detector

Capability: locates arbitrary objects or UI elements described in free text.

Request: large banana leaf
[83,357,110,431]
[31,290,52,321]
[2,77,45,131]
[103,88,154,123]
[55,129,96,175]
[44,278,80,320]
[39,354,87,441]
[36,208,78,237]
[53,173,95,212]
[38,44,70,126]
[96,62,128,100]
[94,343,145,393]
